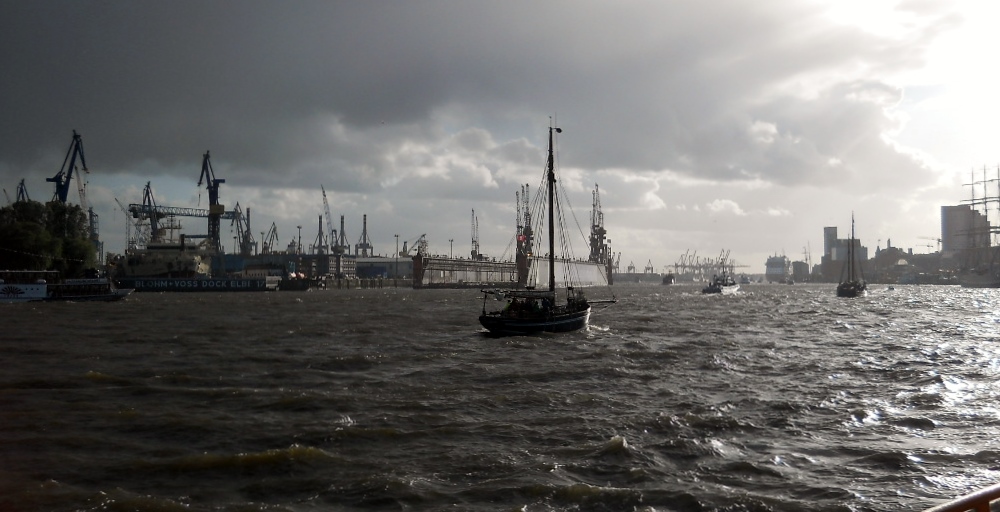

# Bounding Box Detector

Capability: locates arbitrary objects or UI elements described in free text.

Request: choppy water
[3,283,1000,511]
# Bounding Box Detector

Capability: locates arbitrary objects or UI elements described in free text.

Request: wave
[150,444,340,473]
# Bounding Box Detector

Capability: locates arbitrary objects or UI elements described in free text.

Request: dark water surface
[3,283,1000,511]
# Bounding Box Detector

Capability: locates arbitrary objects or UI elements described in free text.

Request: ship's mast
[849,213,856,280]
[547,125,561,293]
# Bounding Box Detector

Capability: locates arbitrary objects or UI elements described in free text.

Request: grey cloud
[0,0,966,269]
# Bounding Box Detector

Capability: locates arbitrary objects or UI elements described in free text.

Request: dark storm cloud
[0,0,961,202]
[0,1,952,177]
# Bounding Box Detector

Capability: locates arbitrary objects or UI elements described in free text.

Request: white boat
[702,250,740,294]
[0,271,133,303]
[702,274,740,294]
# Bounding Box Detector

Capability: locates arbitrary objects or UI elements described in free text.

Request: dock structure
[413,255,517,288]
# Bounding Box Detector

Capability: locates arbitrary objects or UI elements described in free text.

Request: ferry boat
[0,270,133,303]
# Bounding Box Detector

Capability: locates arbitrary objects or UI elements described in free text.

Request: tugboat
[702,273,739,294]
[479,124,615,335]
[702,250,740,294]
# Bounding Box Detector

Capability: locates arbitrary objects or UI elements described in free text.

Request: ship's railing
[922,482,1000,512]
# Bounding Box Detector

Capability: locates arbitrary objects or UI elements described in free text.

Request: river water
[2,283,1000,511]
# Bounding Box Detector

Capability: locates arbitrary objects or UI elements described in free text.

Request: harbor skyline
[2,1,997,273]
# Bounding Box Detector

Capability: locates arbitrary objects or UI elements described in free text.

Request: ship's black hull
[479,307,590,335]
[836,281,867,297]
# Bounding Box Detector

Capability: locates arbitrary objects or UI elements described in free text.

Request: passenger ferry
[0,270,133,303]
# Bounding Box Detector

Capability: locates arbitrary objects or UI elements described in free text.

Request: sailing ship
[836,214,867,297]
[479,125,614,335]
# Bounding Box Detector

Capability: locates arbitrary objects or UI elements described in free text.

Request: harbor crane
[311,214,327,254]
[261,222,279,254]
[47,130,87,204]
[197,151,226,253]
[471,209,482,260]
[336,215,350,254]
[401,234,427,256]
[919,236,942,252]
[138,182,163,243]
[321,185,335,254]
[114,197,141,250]
[16,179,30,203]
[589,184,611,265]
[516,184,534,259]
[356,214,374,257]
[46,130,102,262]
[230,202,256,256]
[128,181,242,246]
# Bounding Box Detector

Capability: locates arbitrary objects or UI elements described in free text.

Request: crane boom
[321,185,335,254]
[355,214,373,257]
[114,197,140,250]
[197,151,226,253]
[230,202,256,256]
[46,130,88,204]
[262,222,279,254]
[471,209,481,260]
[16,179,30,202]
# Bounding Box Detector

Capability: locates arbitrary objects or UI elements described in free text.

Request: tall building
[941,205,990,253]
[819,226,869,282]
[823,227,838,259]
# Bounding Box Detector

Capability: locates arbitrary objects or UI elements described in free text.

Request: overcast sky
[2,0,996,273]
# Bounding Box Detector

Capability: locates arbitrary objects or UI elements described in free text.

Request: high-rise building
[823,227,838,258]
